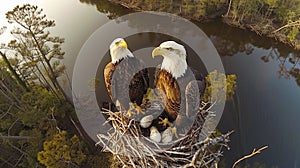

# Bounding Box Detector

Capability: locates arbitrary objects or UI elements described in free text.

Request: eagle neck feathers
[111,48,134,64]
[161,54,187,79]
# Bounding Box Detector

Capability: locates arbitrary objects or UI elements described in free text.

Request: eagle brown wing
[104,57,149,110]
[104,62,115,101]
[129,67,149,106]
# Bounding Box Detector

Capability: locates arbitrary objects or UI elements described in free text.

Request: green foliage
[181,0,227,18]
[4,4,68,101]
[37,131,86,168]
[94,0,227,19]
[274,0,300,23]
[0,86,74,167]
[287,27,299,42]
[203,70,237,103]
[0,4,102,168]
[84,153,113,168]
[83,0,300,45]
[231,0,264,22]
[203,0,227,14]
[18,87,59,131]
[20,86,68,121]
[227,0,300,45]
[229,0,300,25]
[226,74,237,99]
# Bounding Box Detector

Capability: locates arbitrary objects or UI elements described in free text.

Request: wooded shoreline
[108,0,300,50]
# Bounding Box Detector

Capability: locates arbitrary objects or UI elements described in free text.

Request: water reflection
[79,0,130,19]
[262,49,300,86]
[194,21,300,167]
[196,21,300,87]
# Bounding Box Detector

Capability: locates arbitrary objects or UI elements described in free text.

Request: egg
[140,115,153,128]
[150,126,161,143]
[161,127,173,144]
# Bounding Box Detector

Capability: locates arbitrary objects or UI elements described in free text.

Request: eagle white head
[109,38,134,64]
[152,41,187,79]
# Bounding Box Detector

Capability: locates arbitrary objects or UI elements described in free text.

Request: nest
[96,101,232,168]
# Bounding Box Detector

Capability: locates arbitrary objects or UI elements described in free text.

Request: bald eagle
[104,38,149,110]
[152,41,206,125]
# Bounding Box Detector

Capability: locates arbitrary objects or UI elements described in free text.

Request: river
[22,0,300,167]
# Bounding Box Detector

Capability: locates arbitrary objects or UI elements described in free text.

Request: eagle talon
[158,117,173,127]
[125,109,135,117]
[125,103,136,117]
[133,103,145,115]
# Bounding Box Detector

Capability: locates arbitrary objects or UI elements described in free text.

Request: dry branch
[232,145,269,168]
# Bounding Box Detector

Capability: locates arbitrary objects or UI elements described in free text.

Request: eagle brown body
[155,69,181,121]
[104,57,149,110]
[155,66,205,121]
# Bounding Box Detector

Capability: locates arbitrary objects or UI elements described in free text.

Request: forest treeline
[106,0,300,49]
[0,4,111,167]
[80,0,300,88]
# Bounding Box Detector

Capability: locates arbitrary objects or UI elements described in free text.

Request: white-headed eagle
[104,38,149,111]
[152,41,206,126]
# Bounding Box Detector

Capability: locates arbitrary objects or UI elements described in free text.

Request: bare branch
[232,145,269,168]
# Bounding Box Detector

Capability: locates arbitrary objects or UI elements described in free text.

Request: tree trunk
[226,0,233,16]
[29,30,73,105]
[0,51,29,92]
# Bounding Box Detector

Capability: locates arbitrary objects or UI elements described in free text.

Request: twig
[232,145,269,168]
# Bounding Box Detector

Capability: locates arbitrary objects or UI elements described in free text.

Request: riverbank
[108,0,300,50]
[222,15,300,50]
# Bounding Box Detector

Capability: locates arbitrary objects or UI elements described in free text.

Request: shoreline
[222,16,300,50]
[108,0,300,51]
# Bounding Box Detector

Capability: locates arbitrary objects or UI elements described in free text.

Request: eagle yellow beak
[118,40,128,48]
[152,47,166,58]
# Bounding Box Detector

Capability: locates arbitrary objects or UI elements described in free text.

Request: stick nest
[96,102,232,168]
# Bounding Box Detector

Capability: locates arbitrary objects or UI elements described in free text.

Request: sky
[0,0,109,66]
[0,1,41,41]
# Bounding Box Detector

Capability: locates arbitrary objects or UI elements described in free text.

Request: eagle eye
[166,47,173,51]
